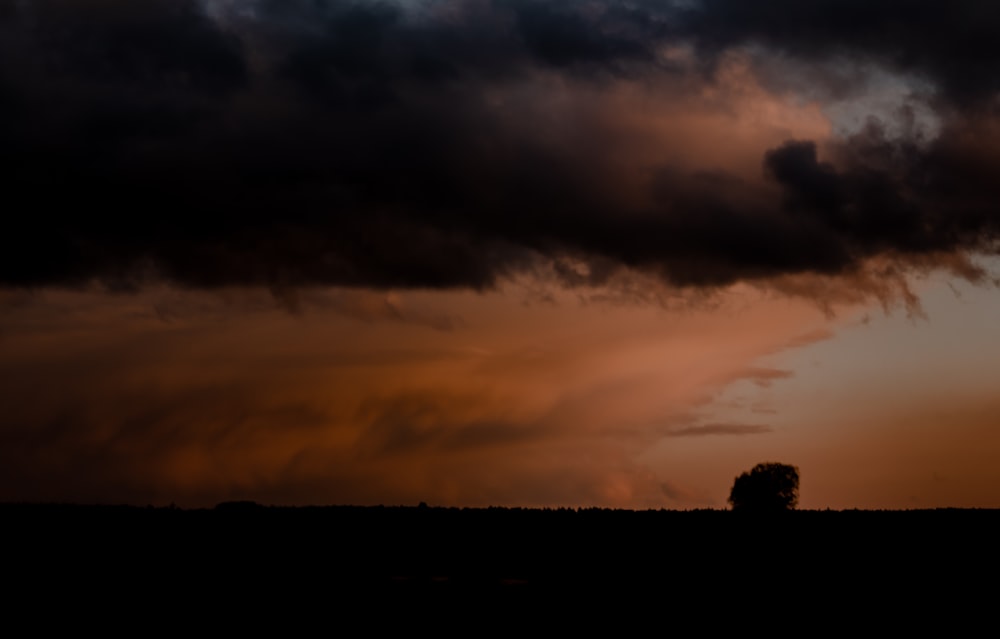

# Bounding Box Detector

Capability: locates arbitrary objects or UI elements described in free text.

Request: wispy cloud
[739,368,794,388]
[666,423,774,437]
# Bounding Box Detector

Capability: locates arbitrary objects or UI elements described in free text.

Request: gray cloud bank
[3,0,999,293]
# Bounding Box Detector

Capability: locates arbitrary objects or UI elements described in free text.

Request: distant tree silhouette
[728,462,799,512]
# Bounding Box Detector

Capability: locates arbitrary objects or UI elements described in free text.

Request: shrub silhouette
[728,462,799,512]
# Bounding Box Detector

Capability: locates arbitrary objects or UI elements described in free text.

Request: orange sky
[4,265,998,509]
[4,1,1000,510]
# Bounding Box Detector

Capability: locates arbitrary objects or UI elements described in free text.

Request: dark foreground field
[5,503,998,629]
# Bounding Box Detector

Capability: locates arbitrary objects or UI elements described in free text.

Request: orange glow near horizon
[3,22,1000,511]
[4,254,1000,510]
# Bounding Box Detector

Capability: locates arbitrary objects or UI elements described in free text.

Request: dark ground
[4,503,997,630]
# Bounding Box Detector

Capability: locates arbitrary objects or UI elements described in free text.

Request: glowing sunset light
[3,0,1000,510]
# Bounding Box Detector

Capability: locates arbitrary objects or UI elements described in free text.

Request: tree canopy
[728,462,799,512]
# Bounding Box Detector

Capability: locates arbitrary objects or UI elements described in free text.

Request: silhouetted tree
[728,462,799,512]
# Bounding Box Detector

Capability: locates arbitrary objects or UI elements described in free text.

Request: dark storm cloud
[3,0,1000,293]
[677,0,1000,105]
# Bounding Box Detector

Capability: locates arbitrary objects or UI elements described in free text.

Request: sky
[2,0,1000,509]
